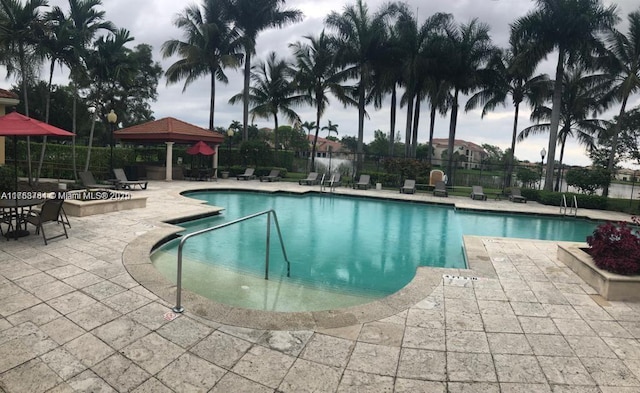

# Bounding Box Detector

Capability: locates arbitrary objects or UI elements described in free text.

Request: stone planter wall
[557,244,640,301]
[63,191,147,217]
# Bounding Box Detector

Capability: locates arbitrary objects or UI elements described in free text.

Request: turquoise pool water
[151,191,600,311]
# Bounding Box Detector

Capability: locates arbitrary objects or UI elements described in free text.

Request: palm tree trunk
[242,51,251,141]
[84,115,96,172]
[446,89,460,185]
[19,46,32,185]
[36,60,57,185]
[71,85,78,181]
[544,49,565,192]
[311,111,321,171]
[389,84,396,156]
[506,102,520,188]
[273,113,279,165]
[208,73,216,130]
[428,103,436,167]
[555,134,567,192]
[404,95,414,158]
[411,94,421,158]
[356,79,365,172]
[603,94,628,197]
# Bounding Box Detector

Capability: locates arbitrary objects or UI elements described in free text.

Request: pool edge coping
[122,184,612,331]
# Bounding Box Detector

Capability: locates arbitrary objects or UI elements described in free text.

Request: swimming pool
[151,190,599,312]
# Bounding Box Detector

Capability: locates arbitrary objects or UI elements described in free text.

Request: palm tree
[322,120,339,138]
[84,28,135,168]
[325,0,394,171]
[0,0,48,183]
[442,18,495,183]
[465,37,549,188]
[230,51,303,152]
[290,31,351,171]
[511,0,618,191]
[162,0,242,130]
[600,9,640,196]
[518,67,609,191]
[65,0,115,180]
[222,0,302,141]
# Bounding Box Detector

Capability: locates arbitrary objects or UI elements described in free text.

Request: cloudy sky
[37,0,640,167]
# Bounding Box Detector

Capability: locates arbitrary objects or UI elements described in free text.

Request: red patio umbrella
[0,112,75,238]
[186,140,215,156]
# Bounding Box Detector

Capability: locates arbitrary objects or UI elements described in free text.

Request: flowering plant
[586,216,640,275]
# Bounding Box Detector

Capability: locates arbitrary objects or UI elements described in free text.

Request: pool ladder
[560,194,578,217]
[172,209,291,314]
[320,174,337,193]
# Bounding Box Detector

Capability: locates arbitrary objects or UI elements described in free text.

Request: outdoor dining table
[0,197,46,239]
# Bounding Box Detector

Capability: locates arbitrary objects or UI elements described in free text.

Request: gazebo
[114,117,224,181]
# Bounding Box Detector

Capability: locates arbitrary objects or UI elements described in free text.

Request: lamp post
[226,128,234,171]
[539,148,546,190]
[107,109,117,175]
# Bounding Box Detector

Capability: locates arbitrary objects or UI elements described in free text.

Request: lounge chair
[79,171,116,189]
[355,174,371,190]
[509,188,527,203]
[236,168,256,180]
[299,172,319,185]
[433,181,448,197]
[113,168,148,190]
[323,173,342,188]
[25,198,68,245]
[400,179,416,194]
[470,185,487,200]
[260,169,280,182]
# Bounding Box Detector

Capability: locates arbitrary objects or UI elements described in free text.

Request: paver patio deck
[0,179,638,392]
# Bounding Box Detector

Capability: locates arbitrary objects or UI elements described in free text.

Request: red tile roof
[306,135,343,152]
[0,89,18,100]
[114,117,224,144]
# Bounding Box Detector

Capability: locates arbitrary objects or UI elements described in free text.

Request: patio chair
[509,188,527,203]
[400,179,416,194]
[355,174,371,190]
[0,207,14,239]
[323,173,342,188]
[433,181,448,197]
[113,168,148,190]
[299,172,319,185]
[79,171,116,189]
[470,185,487,200]
[260,169,280,182]
[236,168,256,180]
[25,198,68,245]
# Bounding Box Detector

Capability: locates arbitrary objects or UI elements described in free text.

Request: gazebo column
[165,141,174,181]
[213,145,219,177]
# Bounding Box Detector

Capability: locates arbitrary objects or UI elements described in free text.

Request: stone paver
[0,180,637,392]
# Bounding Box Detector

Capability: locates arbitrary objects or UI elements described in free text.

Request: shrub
[587,217,640,275]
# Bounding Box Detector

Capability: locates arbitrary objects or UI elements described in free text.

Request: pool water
[151,191,599,312]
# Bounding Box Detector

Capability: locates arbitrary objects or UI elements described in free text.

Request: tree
[325,0,394,171]
[162,0,242,130]
[230,51,303,152]
[512,0,618,191]
[222,0,302,141]
[465,37,549,188]
[322,120,339,138]
[368,130,390,156]
[566,167,611,194]
[0,0,48,182]
[518,67,610,191]
[64,0,116,180]
[442,18,495,184]
[600,9,640,196]
[290,31,351,171]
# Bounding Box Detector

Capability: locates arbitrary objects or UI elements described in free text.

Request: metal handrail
[172,209,291,313]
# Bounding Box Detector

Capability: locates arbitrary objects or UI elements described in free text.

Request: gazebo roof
[114,117,224,144]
